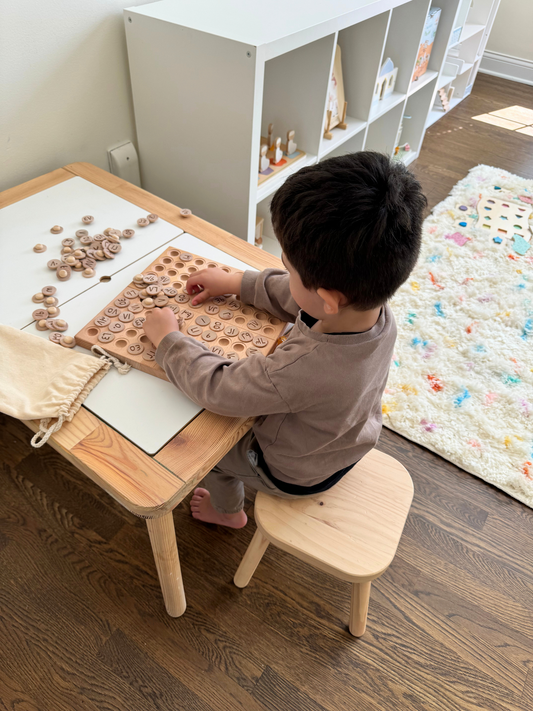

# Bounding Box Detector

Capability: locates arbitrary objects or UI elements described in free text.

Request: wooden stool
[234,449,413,636]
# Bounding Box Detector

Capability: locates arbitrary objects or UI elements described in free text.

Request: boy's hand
[186,267,243,306]
[143,307,182,349]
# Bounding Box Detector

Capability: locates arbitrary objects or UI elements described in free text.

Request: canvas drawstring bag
[0,324,130,447]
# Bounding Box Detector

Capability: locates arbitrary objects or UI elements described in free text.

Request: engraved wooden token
[82,257,96,269]
[109,321,125,332]
[128,343,144,355]
[124,289,139,299]
[47,259,61,270]
[142,350,156,361]
[195,315,211,326]
[239,331,253,342]
[76,229,89,238]
[61,238,75,247]
[180,309,193,320]
[98,331,115,343]
[180,252,193,261]
[114,297,130,308]
[82,215,94,224]
[32,309,49,321]
[50,225,63,234]
[212,296,227,305]
[93,234,105,242]
[219,310,233,320]
[41,286,56,296]
[147,213,158,222]
[79,234,93,245]
[32,292,45,303]
[246,347,265,357]
[94,315,110,327]
[247,319,261,330]
[36,320,49,331]
[146,284,161,296]
[49,331,63,343]
[226,352,239,360]
[57,266,71,281]
[224,325,238,337]
[163,287,178,297]
[60,335,76,348]
[142,298,154,309]
[227,300,241,310]
[133,317,146,328]
[253,336,268,348]
[176,294,189,303]
[205,304,219,315]
[143,274,158,284]
[154,296,169,307]
[137,217,150,227]
[46,306,59,316]
[190,301,203,309]
[105,306,120,317]
[159,275,171,285]
[119,311,135,323]
[202,331,217,342]
[108,243,121,254]
[211,321,224,331]
[211,345,225,356]
[187,325,202,336]
[122,229,135,238]
[128,303,144,314]
[44,296,58,306]
[33,243,47,253]
[166,304,180,314]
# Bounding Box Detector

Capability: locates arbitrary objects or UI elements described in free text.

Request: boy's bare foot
[190,488,247,529]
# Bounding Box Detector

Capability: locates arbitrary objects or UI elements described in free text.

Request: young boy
[143,151,426,529]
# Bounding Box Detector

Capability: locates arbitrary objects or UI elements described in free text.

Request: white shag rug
[384,164,533,508]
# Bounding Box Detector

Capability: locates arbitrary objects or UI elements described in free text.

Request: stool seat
[255,448,413,582]
[234,448,413,636]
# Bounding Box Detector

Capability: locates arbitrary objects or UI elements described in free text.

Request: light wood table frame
[2,162,283,617]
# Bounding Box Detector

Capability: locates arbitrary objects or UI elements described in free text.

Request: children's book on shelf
[412,7,441,82]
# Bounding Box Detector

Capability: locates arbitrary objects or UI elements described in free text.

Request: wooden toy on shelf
[372,57,398,104]
[323,110,333,140]
[255,216,264,248]
[271,137,283,165]
[259,144,270,174]
[75,246,286,377]
[258,125,306,187]
[285,130,297,155]
[437,87,451,112]
[338,101,348,130]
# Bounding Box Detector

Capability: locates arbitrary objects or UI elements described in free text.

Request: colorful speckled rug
[384,165,533,508]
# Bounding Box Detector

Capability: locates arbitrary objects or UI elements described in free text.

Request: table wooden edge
[6,163,280,517]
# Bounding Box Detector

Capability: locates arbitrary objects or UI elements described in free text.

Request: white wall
[0,0,157,192]
[486,0,533,62]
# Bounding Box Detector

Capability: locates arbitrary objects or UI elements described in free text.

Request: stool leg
[146,513,187,617]
[349,581,371,637]
[234,529,269,588]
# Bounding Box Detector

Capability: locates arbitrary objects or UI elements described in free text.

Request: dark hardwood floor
[1,73,533,711]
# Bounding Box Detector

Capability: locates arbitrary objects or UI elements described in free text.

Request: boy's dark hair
[270,151,427,310]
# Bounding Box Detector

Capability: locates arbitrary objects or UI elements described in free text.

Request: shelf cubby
[365,102,404,157]
[384,0,432,96]
[399,76,438,154]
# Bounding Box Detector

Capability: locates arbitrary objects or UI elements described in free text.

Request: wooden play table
[0,162,283,617]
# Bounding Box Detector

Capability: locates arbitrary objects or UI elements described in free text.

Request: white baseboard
[479,50,533,86]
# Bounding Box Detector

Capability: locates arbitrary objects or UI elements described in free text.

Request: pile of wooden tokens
[39,213,159,282]
[31,285,75,348]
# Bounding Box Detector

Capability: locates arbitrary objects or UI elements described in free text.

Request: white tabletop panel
[0,176,183,328]
[21,233,257,454]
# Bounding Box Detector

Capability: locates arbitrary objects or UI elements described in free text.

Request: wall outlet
[107,141,141,187]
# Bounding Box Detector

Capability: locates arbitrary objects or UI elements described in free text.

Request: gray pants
[204,430,307,513]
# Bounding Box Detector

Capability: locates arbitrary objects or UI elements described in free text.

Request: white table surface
[2,177,256,454]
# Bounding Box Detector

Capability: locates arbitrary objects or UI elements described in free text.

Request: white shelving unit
[124,0,501,248]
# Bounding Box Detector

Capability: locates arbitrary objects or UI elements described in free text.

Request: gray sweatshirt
[156,269,397,487]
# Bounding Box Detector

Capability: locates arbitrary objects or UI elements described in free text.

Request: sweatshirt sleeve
[155,330,291,417]
[240,269,300,322]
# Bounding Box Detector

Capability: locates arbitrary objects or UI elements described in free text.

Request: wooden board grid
[75,245,285,379]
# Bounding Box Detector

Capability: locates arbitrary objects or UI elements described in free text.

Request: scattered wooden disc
[50,225,63,234]
[33,243,47,253]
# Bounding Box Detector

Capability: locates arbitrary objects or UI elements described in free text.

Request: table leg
[146,513,186,617]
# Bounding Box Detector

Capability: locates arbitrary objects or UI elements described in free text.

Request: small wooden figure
[324,110,333,140]
[259,144,270,173]
[267,123,274,149]
[271,137,283,165]
[285,130,297,156]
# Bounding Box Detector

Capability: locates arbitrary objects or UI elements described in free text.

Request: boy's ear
[317,287,345,315]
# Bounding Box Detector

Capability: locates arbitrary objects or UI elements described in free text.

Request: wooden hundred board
[76,245,285,379]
